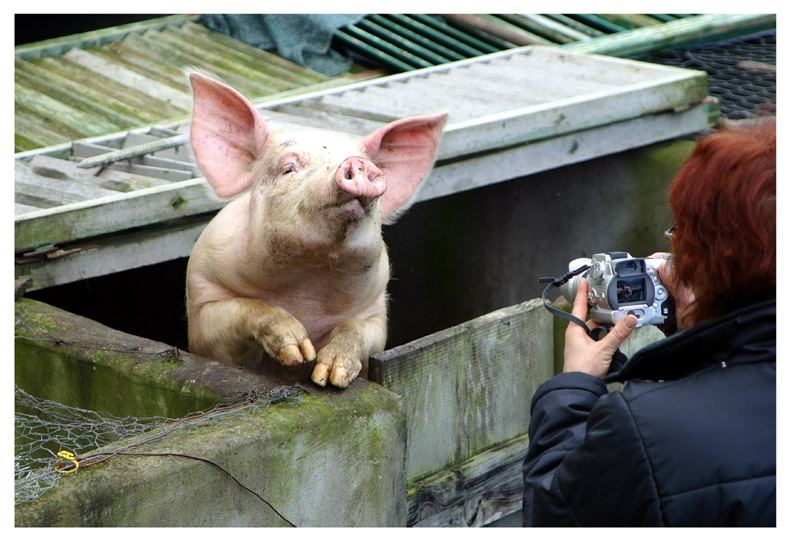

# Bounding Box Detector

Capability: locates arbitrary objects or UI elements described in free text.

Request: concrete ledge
[16,383,407,526]
[15,298,407,526]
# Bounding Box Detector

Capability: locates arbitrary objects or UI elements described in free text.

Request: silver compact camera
[561,252,675,328]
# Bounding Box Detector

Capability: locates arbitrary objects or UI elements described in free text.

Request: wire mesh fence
[15,384,305,507]
[643,30,776,120]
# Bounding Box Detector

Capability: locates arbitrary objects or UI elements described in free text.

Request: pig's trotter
[253,307,317,366]
[312,335,362,388]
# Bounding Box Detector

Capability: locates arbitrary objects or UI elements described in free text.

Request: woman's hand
[649,252,696,331]
[563,278,637,377]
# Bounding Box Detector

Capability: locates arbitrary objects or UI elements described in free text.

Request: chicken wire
[643,30,776,120]
[15,384,305,506]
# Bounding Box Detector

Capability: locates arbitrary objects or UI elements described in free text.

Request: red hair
[668,118,776,325]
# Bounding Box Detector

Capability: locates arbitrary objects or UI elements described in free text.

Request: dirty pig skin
[185,73,447,389]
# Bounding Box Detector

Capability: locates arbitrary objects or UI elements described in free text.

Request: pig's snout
[335,157,386,200]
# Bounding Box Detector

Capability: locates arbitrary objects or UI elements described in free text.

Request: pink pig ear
[188,72,270,198]
[361,113,448,221]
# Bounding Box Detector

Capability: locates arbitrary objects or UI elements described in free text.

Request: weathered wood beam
[14,101,715,283]
[563,13,775,58]
[407,432,530,527]
[370,298,553,481]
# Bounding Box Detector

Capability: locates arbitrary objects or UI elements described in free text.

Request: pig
[185,72,447,389]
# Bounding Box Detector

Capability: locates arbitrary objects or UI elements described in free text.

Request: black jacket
[522,299,776,526]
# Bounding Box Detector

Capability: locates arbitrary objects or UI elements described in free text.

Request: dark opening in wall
[26,142,684,358]
[28,258,191,350]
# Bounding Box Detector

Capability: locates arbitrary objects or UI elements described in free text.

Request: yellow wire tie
[57,450,79,474]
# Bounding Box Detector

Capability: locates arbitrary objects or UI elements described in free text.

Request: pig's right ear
[189,72,270,198]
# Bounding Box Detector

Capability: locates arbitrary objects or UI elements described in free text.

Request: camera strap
[538,264,594,338]
[538,265,630,374]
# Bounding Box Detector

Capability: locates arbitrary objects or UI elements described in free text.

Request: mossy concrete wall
[384,139,697,347]
[15,299,407,527]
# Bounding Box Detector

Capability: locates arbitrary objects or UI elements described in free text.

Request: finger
[655,259,670,284]
[570,277,589,320]
[601,315,637,354]
[647,251,670,259]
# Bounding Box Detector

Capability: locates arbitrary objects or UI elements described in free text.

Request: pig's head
[188,73,447,250]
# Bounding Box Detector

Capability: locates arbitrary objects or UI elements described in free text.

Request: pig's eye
[281,163,298,176]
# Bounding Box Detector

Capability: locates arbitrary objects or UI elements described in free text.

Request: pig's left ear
[361,113,448,222]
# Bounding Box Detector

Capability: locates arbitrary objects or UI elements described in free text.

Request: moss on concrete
[15,380,407,527]
[615,139,696,256]
[15,298,219,417]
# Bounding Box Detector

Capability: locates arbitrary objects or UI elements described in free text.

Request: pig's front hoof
[311,343,361,389]
[253,308,315,366]
[277,338,316,366]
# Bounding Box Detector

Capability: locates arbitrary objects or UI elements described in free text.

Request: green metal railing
[335,13,776,72]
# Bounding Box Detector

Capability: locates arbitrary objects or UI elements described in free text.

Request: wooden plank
[162,26,312,90]
[14,83,122,137]
[14,62,143,127]
[445,14,551,45]
[408,432,530,527]
[265,106,383,136]
[136,155,199,174]
[63,48,192,111]
[16,160,121,201]
[120,133,192,161]
[14,100,715,254]
[156,28,294,93]
[29,154,172,191]
[396,70,547,106]
[28,57,173,123]
[422,99,717,201]
[14,14,198,60]
[369,299,553,480]
[14,178,219,252]
[107,162,194,182]
[434,70,707,160]
[16,181,90,207]
[14,47,710,252]
[331,83,488,119]
[289,98,401,124]
[14,108,74,149]
[308,46,706,131]
[563,13,775,58]
[16,203,44,216]
[181,21,327,83]
[88,46,190,92]
[117,32,262,98]
[16,218,209,291]
[498,14,574,44]
[518,14,592,42]
[14,123,175,162]
[77,134,190,169]
[104,41,192,90]
[71,141,122,158]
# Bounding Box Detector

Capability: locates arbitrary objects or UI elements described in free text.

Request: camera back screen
[616,277,647,305]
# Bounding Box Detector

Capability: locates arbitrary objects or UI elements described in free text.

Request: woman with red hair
[522,118,776,526]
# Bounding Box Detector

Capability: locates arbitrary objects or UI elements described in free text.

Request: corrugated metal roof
[14,14,774,153]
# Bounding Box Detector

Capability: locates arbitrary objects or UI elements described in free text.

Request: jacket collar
[605,298,776,383]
